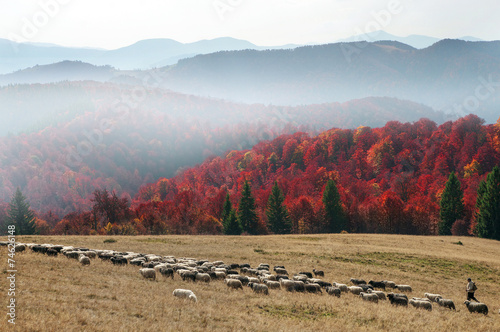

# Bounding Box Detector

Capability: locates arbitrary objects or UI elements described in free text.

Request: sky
[1,0,499,49]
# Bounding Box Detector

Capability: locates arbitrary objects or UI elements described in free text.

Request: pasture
[1,234,499,331]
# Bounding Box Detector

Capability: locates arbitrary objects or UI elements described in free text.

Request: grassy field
[1,234,499,331]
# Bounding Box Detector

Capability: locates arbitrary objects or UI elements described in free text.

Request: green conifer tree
[439,172,464,235]
[476,166,500,240]
[7,188,37,235]
[266,181,291,234]
[322,179,346,233]
[238,180,259,234]
[224,209,242,235]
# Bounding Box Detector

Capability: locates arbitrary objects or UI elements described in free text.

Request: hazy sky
[1,0,498,49]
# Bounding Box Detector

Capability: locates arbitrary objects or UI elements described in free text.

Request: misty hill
[0,37,298,74]
[337,31,441,49]
[336,31,484,49]
[0,61,117,85]
[0,81,446,215]
[154,39,500,123]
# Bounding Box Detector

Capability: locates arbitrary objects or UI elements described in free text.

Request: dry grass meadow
[1,234,499,331]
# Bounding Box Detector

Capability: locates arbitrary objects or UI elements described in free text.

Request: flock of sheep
[4,241,493,316]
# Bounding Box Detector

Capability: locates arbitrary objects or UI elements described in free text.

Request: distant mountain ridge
[0,37,299,74]
[152,39,500,123]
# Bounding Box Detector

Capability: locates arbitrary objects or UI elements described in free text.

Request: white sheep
[360,292,379,303]
[367,289,386,300]
[436,297,456,310]
[383,280,397,289]
[225,279,243,290]
[463,301,488,315]
[173,289,197,302]
[348,286,363,295]
[396,285,412,292]
[424,293,442,302]
[248,283,269,295]
[333,283,349,293]
[139,268,156,281]
[78,254,90,266]
[195,273,211,283]
[264,280,281,289]
[409,299,432,311]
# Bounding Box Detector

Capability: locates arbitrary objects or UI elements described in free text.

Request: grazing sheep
[299,272,313,279]
[46,249,58,257]
[358,284,374,292]
[424,293,442,302]
[388,293,408,306]
[274,267,288,275]
[140,268,156,281]
[326,287,341,297]
[111,256,127,265]
[159,267,174,279]
[195,273,211,283]
[383,280,397,289]
[173,289,197,302]
[225,279,243,290]
[463,301,488,315]
[65,251,81,260]
[367,290,386,300]
[412,297,431,302]
[32,245,47,254]
[350,278,367,285]
[312,269,324,277]
[275,275,289,281]
[360,292,379,303]
[316,280,332,288]
[348,286,363,295]
[436,297,456,310]
[84,251,97,259]
[14,244,26,253]
[280,279,296,292]
[214,271,226,280]
[248,283,269,295]
[293,275,308,282]
[248,277,260,284]
[264,280,281,289]
[388,293,408,300]
[333,283,348,293]
[226,275,249,285]
[304,283,322,294]
[293,281,305,292]
[396,285,412,292]
[180,270,198,282]
[409,299,432,311]
[368,280,386,290]
[79,254,90,266]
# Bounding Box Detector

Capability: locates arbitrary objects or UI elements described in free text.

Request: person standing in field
[466,278,479,302]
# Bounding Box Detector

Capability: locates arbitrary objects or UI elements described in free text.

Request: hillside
[2,234,499,331]
[131,115,500,236]
[155,40,500,123]
[0,81,445,219]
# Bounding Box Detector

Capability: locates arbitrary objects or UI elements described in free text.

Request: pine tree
[439,172,464,235]
[238,180,259,234]
[224,209,242,235]
[7,188,37,235]
[476,166,500,240]
[266,181,291,234]
[221,193,232,227]
[322,179,346,233]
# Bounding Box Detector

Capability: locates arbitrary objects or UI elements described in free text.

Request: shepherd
[466,278,479,302]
